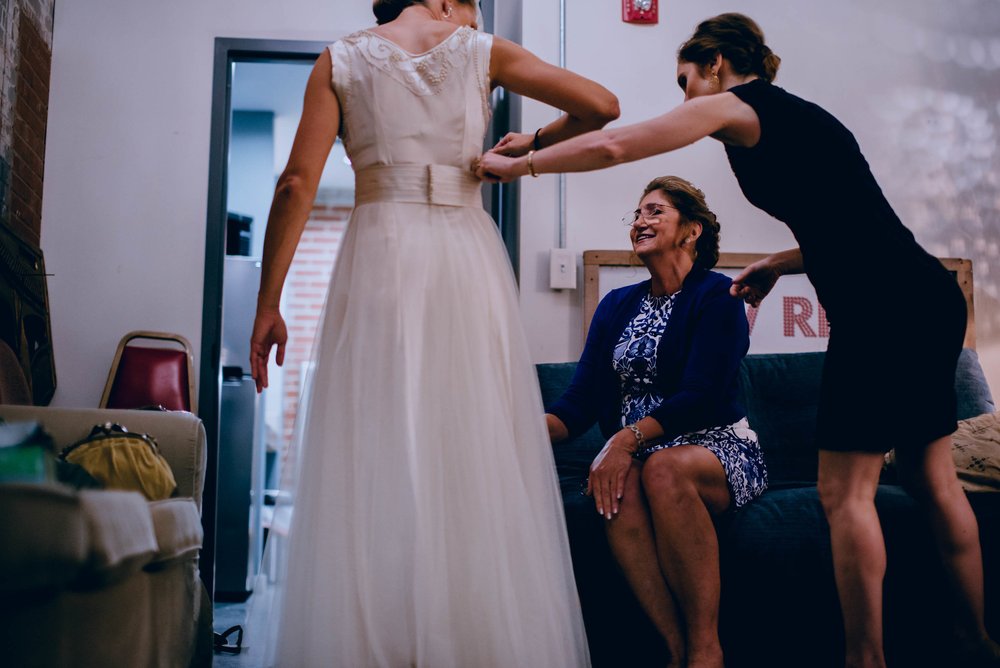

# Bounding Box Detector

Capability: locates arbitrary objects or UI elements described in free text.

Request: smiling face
[629,190,693,260]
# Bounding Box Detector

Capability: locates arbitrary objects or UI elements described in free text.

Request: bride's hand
[250,305,288,393]
[490,131,534,157]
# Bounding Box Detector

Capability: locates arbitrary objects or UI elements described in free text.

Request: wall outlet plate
[623,0,658,24]
[550,248,577,290]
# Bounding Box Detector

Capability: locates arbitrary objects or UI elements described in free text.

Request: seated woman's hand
[586,430,638,520]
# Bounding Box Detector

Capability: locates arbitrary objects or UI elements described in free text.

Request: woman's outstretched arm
[478,91,756,181]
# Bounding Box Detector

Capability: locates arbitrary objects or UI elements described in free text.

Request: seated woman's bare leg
[641,445,731,668]
[606,460,686,667]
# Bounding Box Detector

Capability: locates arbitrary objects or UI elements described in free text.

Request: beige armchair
[0,406,211,667]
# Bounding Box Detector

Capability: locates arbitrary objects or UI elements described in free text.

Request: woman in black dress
[478,12,998,668]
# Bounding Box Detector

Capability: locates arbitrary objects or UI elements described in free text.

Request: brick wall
[0,0,54,245]
[281,200,351,448]
[0,0,56,404]
[0,0,6,218]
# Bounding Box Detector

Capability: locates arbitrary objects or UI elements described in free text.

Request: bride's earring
[443,3,454,18]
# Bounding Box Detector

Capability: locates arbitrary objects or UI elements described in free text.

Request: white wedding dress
[245,26,590,667]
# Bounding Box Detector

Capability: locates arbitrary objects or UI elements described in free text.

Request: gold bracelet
[527,150,539,178]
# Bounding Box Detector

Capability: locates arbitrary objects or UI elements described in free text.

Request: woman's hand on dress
[490,132,534,157]
[475,151,521,183]
[250,305,288,393]
[729,256,781,308]
[586,430,638,520]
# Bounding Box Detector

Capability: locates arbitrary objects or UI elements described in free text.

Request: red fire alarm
[623,0,658,24]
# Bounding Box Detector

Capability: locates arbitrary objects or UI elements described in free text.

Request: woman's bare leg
[605,460,686,667]
[642,446,731,668]
[895,436,1000,662]
[817,450,887,668]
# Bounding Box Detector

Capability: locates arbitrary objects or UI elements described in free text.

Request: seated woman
[546,175,767,668]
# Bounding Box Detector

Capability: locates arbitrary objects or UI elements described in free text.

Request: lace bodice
[329,27,493,171]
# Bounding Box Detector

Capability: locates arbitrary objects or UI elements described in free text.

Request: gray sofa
[0,406,212,668]
[540,348,999,667]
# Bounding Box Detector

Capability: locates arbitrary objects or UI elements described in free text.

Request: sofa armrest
[0,406,207,512]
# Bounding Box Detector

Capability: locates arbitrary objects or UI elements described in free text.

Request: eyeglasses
[622,203,677,227]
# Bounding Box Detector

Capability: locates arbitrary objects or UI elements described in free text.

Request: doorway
[200,38,331,602]
[216,52,355,603]
[200,2,522,604]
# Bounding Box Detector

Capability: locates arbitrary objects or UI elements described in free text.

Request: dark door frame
[480,0,522,271]
[200,12,522,600]
[200,37,328,599]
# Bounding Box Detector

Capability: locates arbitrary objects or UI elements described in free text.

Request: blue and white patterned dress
[613,290,768,508]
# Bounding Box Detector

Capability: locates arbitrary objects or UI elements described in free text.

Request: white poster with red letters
[598,264,829,354]
[588,251,974,354]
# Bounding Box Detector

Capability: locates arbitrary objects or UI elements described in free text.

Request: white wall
[42,1,372,406]
[42,1,1000,406]
[517,1,1000,397]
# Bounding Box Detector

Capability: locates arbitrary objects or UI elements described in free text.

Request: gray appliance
[216,256,266,601]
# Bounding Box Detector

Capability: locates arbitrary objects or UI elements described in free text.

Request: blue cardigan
[549,268,750,442]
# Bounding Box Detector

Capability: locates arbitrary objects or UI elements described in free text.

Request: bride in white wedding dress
[245,1,618,665]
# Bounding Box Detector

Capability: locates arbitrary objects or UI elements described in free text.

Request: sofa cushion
[737,352,825,485]
[738,348,996,486]
[0,483,88,592]
[77,489,157,586]
[537,362,578,409]
[951,411,1000,492]
[955,348,997,419]
[147,497,203,567]
[537,363,605,491]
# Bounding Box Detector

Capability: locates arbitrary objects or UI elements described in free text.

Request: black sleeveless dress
[725,79,966,453]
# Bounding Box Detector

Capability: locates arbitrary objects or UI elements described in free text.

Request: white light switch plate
[549,248,577,290]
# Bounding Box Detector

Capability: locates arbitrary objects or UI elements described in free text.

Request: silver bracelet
[625,423,645,451]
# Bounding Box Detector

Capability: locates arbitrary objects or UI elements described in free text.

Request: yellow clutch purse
[60,423,177,501]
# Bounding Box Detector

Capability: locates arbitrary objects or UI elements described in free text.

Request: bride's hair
[374,0,476,25]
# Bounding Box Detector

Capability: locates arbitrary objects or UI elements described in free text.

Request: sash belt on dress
[354,163,483,208]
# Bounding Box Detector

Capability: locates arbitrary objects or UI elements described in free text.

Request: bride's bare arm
[251,50,340,391]
[488,37,619,150]
[257,50,341,309]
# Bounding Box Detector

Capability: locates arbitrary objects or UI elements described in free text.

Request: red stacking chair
[100,331,197,414]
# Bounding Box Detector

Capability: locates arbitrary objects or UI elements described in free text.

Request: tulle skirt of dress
[243,191,590,667]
